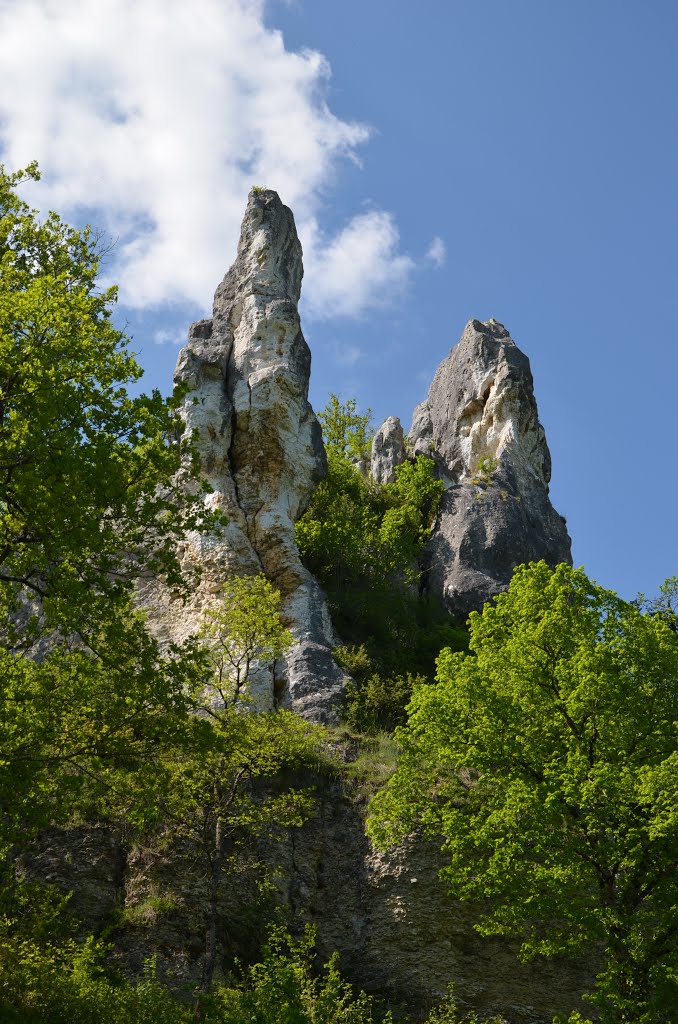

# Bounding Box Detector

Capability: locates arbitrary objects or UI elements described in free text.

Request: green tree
[636,576,678,634]
[213,924,392,1023]
[0,608,204,852]
[156,710,315,1011]
[0,162,208,635]
[0,163,211,866]
[296,395,442,590]
[136,576,316,1013]
[296,395,458,718]
[318,393,373,463]
[197,574,294,710]
[369,563,678,1024]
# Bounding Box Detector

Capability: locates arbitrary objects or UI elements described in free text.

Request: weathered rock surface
[139,189,345,722]
[370,416,406,484]
[410,319,571,618]
[23,781,593,1024]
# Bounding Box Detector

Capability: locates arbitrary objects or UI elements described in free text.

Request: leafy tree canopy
[318,393,373,463]
[198,574,294,710]
[297,395,462,729]
[369,562,678,1024]
[0,163,214,851]
[0,162,209,639]
[636,575,678,634]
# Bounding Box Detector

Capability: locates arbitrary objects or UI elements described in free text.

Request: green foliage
[297,396,442,589]
[318,393,373,463]
[197,574,294,709]
[422,988,508,1023]
[636,575,678,634]
[0,921,395,1024]
[340,732,401,803]
[470,455,498,486]
[155,710,318,848]
[0,919,513,1024]
[0,929,190,1024]
[116,890,180,928]
[336,644,426,734]
[211,924,392,1023]
[0,603,205,845]
[369,562,678,1024]
[340,586,468,676]
[297,395,454,728]
[121,576,321,1002]
[0,163,210,629]
[0,163,217,856]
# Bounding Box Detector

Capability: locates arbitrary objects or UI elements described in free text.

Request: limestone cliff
[409,318,571,618]
[22,783,592,1024]
[17,201,587,1024]
[139,189,345,722]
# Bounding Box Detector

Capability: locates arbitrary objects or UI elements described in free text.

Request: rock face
[410,319,571,618]
[139,189,345,722]
[370,416,406,484]
[22,785,593,1024]
[18,219,585,1021]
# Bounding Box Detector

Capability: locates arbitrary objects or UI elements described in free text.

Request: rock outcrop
[17,204,586,1023]
[22,782,593,1024]
[370,415,406,484]
[139,189,345,722]
[410,319,571,618]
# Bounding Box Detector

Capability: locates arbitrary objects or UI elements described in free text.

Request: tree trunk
[194,817,224,1021]
[203,818,223,992]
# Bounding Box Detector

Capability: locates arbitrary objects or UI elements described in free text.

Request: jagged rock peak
[411,318,571,619]
[370,416,406,484]
[140,188,346,723]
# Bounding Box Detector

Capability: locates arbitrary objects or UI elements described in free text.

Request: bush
[0,932,189,1024]
[336,644,426,734]
[207,924,392,1023]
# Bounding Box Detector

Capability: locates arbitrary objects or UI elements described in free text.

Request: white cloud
[301,211,415,320]
[333,343,363,367]
[153,328,185,346]
[0,0,414,318]
[426,236,446,268]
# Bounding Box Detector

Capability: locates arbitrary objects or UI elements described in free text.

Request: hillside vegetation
[1,165,676,1024]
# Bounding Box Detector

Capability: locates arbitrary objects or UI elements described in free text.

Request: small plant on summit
[251,184,267,194]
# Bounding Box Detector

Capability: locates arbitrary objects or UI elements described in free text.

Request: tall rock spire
[409,318,571,618]
[142,189,345,722]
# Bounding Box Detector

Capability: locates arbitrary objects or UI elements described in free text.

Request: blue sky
[1,0,675,601]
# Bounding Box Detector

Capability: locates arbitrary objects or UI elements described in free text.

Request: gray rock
[410,319,571,619]
[139,189,345,722]
[22,784,593,1023]
[370,416,406,484]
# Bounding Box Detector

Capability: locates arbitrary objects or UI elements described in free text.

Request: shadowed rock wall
[21,785,593,1024]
